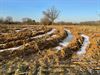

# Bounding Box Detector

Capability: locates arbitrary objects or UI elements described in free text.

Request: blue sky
[0,0,100,22]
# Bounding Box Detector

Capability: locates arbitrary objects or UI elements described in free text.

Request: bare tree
[0,17,4,23]
[5,16,13,23]
[40,16,51,25]
[43,6,60,25]
[22,18,33,24]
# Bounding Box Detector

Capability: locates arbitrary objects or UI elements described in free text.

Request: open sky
[0,0,100,22]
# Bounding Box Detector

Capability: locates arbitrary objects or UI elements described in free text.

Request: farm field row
[0,25,100,75]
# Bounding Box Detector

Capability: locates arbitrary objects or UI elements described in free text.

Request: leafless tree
[43,6,60,25]
[40,16,51,25]
[5,16,13,23]
[0,17,4,23]
[22,18,34,24]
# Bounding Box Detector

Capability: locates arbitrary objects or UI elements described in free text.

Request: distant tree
[40,16,51,25]
[22,18,34,24]
[32,20,36,25]
[43,6,60,25]
[5,16,13,23]
[0,17,4,23]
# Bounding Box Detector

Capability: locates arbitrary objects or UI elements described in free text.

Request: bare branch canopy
[43,6,60,25]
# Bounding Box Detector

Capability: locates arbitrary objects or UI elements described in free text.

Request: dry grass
[0,24,100,75]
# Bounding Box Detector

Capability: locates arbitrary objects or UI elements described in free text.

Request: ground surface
[0,25,100,75]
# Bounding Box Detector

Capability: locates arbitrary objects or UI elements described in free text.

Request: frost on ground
[77,34,90,55]
[32,29,56,39]
[0,46,21,52]
[0,29,57,52]
[55,29,73,50]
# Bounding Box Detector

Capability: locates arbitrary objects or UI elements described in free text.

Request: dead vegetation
[0,25,100,75]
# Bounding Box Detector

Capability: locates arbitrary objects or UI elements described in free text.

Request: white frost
[55,46,62,50]
[55,29,73,50]
[32,29,56,39]
[0,29,56,52]
[0,46,21,52]
[47,29,56,35]
[15,30,21,32]
[77,34,90,55]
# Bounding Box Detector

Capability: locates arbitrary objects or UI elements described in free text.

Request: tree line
[0,6,99,25]
[0,6,59,25]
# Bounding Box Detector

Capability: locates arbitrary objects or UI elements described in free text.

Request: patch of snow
[32,29,56,39]
[46,35,57,40]
[0,46,21,52]
[77,34,90,55]
[55,46,62,50]
[55,29,73,50]
[15,30,21,32]
[47,29,56,35]
[0,29,57,52]
[51,35,57,38]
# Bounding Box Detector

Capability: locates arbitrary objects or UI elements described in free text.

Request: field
[0,24,100,75]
